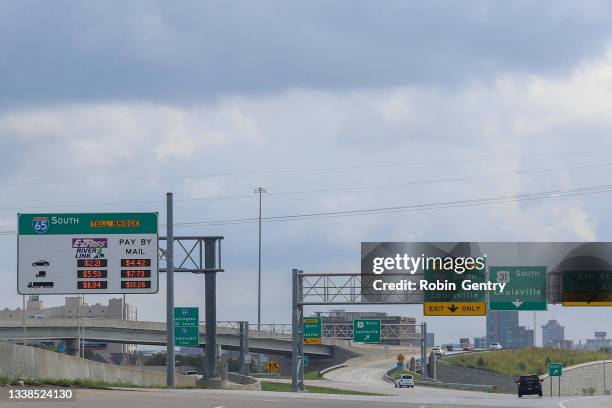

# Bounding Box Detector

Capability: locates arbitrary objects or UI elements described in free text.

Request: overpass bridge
[0,319,333,357]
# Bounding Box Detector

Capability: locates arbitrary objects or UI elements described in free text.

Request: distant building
[504,325,534,349]
[584,332,611,352]
[486,310,518,346]
[473,336,487,349]
[542,320,565,348]
[562,340,574,350]
[0,296,137,354]
[486,310,533,348]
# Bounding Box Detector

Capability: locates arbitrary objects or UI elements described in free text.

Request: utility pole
[253,187,266,332]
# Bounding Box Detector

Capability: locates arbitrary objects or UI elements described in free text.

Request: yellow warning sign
[304,337,322,345]
[397,353,405,362]
[424,302,487,316]
[265,360,279,373]
[563,293,612,306]
[563,301,612,306]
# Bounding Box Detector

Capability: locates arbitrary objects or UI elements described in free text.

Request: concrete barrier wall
[436,361,515,393]
[0,342,195,388]
[541,360,612,397]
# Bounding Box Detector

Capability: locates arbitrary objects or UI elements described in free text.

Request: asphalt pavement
[2,388,611,408]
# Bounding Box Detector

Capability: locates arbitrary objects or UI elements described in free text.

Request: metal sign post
[166,193,175,387]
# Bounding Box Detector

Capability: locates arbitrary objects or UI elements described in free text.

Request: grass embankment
[304,371,323,380]
[260,381,383,395]
[387,367,435,382]
[445,349,609,377]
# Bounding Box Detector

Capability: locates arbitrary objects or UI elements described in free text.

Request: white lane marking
[559,398,574,408]
[212,406,226,408]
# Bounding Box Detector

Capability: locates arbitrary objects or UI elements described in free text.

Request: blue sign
[58,343,65,353]
[32,217,49,234]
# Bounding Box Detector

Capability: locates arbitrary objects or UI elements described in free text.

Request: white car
[489,342,503,350]
[394,374,415,388]
[432,346,445,356]
[185,370,203,380]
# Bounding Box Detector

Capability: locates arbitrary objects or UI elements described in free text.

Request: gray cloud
[2,0,612,107]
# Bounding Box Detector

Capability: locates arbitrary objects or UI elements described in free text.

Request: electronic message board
[18,213,158,294]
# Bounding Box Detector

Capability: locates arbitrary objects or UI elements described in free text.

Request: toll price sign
[17,213,158,294]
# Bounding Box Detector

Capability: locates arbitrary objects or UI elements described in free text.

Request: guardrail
[320,363,348,375]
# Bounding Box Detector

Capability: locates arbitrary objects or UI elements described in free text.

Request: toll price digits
[121,270,151,278]
[121,258,151,268]
[77,259,108,268]
[78,281,108,290]
[121,280,151,289]
[77,270,108,279]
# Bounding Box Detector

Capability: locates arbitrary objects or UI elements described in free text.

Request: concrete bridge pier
[64,339,79,357]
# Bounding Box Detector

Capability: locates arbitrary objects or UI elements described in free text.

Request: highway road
[2,388,611,408]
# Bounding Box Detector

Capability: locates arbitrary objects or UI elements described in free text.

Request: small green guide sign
[174,307,199,347]
[304,317,322,344]
[489,266,547,311]
[353,319,381,343]
[303,355,309,366]
[549,362,563,377]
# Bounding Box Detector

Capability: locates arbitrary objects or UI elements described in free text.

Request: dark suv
[515,375,542,397]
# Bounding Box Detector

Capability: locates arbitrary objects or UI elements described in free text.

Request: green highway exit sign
[489,266,547,311]
[353,319,381,343]
[174,307,199,347]
[549,362,563,377]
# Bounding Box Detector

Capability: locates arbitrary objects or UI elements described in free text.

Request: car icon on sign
[32,260,50,267]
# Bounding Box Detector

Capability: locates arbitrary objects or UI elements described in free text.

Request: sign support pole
[166,192,175,387]
[239,321,249,376]
[204,238,218,379]
[22,295,26,347]
[291,269,304,392]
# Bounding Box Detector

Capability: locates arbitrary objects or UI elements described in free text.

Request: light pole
[254,187,266,332]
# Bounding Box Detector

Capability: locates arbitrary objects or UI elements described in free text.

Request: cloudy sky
[2,0,612,345]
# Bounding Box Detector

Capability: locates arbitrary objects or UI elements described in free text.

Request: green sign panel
[174,307,199,347]
[353,319,381,343]
[489,266,547,311]
[562,271,612,305]
[424,264,486,303]
[18,213,158,235]
[303,355,309,366]
[303,317,322,340]
[549,362,563,377]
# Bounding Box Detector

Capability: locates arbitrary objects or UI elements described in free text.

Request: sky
[2,0,612,345]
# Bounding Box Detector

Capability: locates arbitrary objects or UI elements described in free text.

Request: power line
[167,183,612,227]
[1,146,612,187]
[7,182,600,234]
[1,182,610,236]
[2,160,612,212]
